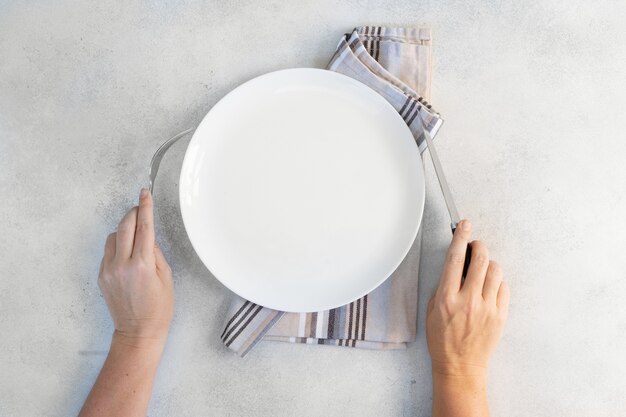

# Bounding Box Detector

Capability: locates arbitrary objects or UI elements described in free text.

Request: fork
[149,128,195,193]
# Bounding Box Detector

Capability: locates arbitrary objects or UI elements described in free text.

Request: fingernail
[140,188,149,199]
[462,220,472,231]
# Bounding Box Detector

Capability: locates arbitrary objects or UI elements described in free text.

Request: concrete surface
[1,1,626,416]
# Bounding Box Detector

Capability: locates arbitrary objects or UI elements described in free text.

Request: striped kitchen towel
[221,26,443,357]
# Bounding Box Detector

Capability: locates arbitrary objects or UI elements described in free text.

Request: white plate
[180,68,424,312]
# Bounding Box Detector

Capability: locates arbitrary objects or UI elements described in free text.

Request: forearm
[432,364,489,417]
[79,332,165,417]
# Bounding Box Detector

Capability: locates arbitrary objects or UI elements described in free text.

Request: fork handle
[149,128,195,193]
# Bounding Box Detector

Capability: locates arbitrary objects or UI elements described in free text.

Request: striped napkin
[221,26,443,357]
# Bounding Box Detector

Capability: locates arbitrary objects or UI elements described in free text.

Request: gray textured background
[1,1,625,416]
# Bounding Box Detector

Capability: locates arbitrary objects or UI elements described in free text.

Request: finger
[104,233,116,263]
[482,261,503,303]
[497,281,510,315]
[438,219,472,294]
[462,240,490,294]
[115,207,138,260]
[427,296,435,314]
[154,244,172,277]
[132,189,155,259]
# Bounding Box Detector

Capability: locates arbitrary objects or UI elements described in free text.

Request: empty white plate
[179,68,425,312]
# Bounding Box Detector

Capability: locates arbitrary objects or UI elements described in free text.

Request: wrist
[431,359,488,391]
[431,361,489,417]
[111,329,168,353]
[431,358,488,378]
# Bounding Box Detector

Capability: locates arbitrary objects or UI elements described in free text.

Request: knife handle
[451,226,472,280]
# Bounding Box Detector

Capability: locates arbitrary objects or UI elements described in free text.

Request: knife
[418,113,472,279]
